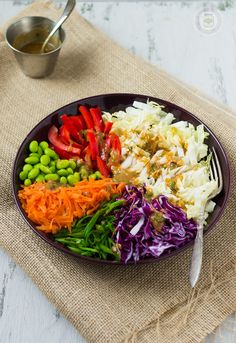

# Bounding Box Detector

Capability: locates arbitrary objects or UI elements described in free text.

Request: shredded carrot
[18,179,125,234]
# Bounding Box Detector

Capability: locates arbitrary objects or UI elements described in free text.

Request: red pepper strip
[104,121,113,134]
[69,116,87,131]
[48,126,81,155]
[52,145,76,160]
[111,133,122,163]
[59,125,82,149]
[79,106,94,129]
[86,131,99,160]
[59,125,71,145]
[60,115,84,144]
[96,156,110,177]
[84,145,93,169]
[90,107,105,132]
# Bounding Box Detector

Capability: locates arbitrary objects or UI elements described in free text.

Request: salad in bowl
[13,94,230,264]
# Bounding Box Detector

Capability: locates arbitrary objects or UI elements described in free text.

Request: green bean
[57,169,68,176]
[28,167,40,179]
[19,170,28,181]
[35,174,45,182]
[68,160,77,170]
[24,179,32,186]
[56,159,70,169]
[39,141,49,151]
[44,147,58,160]
[45,174,59,181]
[60,176,67,184]
[23,164,33,173]
[25,156,40,165]
[40,155,50,166]
[38,164,51,174]
[29,140,38,153]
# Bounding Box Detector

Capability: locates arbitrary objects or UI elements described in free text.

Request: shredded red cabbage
[114,186,197,263]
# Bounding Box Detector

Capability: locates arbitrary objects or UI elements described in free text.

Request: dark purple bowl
[12,93,231,264]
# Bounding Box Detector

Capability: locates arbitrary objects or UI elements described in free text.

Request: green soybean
[44,148,58,160]
[45,174,59,181]
[35,174,45,182]
[67,167,73,175]
[60,176,67,184]
[49,166,56,173]
[29,140,38,153]
[19,170,28,181]
[29,153,40,158]
[23,164,33,173]
[57,169,68,176]
[89,174,96,180]
[67,174,79,186]
[28,167,40,179]
[37,146,43,156]
[95,171,102,179]
[25,156,39,165]
[24,179,32,186]
[80,167,88,179]
[56,159,70,169]
[39,164,51,174]
[73,172,80,181]
[39,141,49,151]
[49,160,56,167]
[40,155,50,166]
[68,160,77,170]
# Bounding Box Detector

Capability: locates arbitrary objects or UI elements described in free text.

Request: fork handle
[189,223,204,288]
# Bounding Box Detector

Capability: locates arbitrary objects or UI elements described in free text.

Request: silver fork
[189,147,223,288]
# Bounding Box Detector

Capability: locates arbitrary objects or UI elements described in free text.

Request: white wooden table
[0,1,235,342]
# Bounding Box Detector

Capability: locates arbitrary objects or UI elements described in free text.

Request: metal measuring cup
[5,16,66,78]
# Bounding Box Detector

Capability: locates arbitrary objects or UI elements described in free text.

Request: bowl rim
[12,92,232,265]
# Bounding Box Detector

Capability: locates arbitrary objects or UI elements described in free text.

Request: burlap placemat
[0,1,235,342]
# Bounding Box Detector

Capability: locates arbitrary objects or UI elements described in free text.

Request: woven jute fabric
[0,1,235,342]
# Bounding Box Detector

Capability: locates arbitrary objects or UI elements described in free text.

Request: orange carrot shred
[18,179,125,234]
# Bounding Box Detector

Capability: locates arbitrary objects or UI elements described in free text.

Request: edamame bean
[44,148,58,160]
[37,146,43,156]
[95,171,102,179]
[23,164,33,173]
[24,179,32,186]
[56,159,69,169]
[66,167,73,175]
[67,174,79,186]
[29,153,40,159]
[35,174,45,182]
[25,156,40,165]
[19,170,28,181]
[80,167,88,179]
[39,164,51,174]
[29,140,38,153]
[49,166,56,173]
[73,172,80,181]
[40,155,50,166]
[68,160,77,170]
[28,167,40,179]
[49,161,56,167]
[60,176,67,184]
[57,169,68,176]
[39,141,49,151]
[45,174,59,181]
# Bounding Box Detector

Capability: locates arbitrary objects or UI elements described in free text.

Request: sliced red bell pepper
[61,115,84,144]
[79,105,94,129]
[52,145,76,160]
[90,107,105,132]
[48,125,81,155]
[69,116,87,131]
[104,121,113,134]
[96,156,110,177]
[86,131,99,160]
[59,125,71,145]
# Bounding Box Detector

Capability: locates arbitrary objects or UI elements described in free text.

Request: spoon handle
[41,0,76,52]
